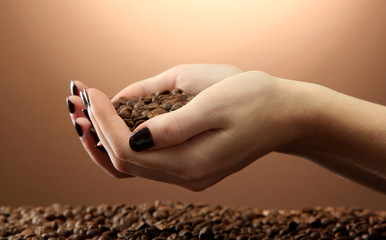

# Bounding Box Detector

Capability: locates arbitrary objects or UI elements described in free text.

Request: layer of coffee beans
[1,201,385,240]
[112,89,194,131]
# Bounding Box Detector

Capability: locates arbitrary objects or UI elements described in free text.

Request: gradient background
[1,0,385,209]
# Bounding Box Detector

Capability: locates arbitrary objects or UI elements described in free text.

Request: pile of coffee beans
[1,201,385,240]
[112,89,194,131]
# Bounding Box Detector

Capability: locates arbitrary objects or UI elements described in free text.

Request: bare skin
[67,64,386,193]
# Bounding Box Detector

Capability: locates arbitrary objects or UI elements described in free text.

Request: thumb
[129,96,222,151]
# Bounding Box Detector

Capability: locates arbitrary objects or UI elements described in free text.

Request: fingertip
[74,121,83,137]
[129,127,154,152]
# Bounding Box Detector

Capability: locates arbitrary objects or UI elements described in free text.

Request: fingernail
[83,88,90,107]
[70,80,78,95]
[95,145,107,153]
[66,97,75,113]
[89,126,99,140]
[75,122,83,137]
[80,91,87,108]
[82,109,91,122]
[129,127,154,152]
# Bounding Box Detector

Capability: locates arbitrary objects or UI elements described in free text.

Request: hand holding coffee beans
[67,64,386,193]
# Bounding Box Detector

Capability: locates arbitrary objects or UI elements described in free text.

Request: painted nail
[80,91,87,108]
[95,145,107,153]
[89,127,99,140]
[75,122,83,137]
[83,88,90,107]
[70,80,79,95]
[129,127,154,152]
[66,97,75,113]
[82,109,91,122]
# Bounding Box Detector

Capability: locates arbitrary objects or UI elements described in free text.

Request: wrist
[274,79,331,153]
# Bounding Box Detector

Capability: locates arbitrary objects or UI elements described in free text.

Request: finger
[129,92,227,151]
[87,88,133,154]
[70,80,89,96]
[110,68,180,102]
[67,95,88,121]
[74,117,132,178]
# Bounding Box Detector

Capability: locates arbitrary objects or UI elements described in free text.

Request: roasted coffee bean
[153,209,169,220]
[97,235,112,240]
[133,115,149,122]
[150,108,168,117]
[170,102,185,111]
[156,90,170,96]
[133,120,146,130]
[118,106,133,117]
[140,95,153,104]
[171,88,183,95]
[161,101,173,111]
[1,203,385,240]
[134,100,145,110]
[112,89,193,131]
[147,102,160,110]
[118,97,129,105]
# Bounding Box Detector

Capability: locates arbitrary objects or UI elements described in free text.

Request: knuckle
[111,157,128,173]
[157,117,182,143]
[114,147,130,162]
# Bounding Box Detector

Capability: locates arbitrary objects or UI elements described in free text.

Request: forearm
[282,81,386,193]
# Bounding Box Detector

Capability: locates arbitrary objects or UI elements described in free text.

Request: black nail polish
[95,145,107,153]
[82,109,91,122]
[83,88,90,107]
[129,127,154,152]
[70,80,78,95]
[66,97,75,113]
[75,122,83,137]
[80,91,87,108]
[89,127,99,140]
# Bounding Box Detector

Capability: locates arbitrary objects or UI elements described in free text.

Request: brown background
[1,0,385,209]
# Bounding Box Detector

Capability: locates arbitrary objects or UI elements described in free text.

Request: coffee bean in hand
[112,88,193,131]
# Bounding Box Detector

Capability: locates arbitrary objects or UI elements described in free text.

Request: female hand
[67,64,386,193]
[66,64,244,184]
[75,67,305,191]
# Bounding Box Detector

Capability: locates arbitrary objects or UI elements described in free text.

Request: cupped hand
[81,67,305,191]
[66,64,243,184]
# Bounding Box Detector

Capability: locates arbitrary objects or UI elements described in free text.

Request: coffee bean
[161,101,173,111]
[97,235,112,240]
[151,108,168,116]
[44,212,56,221]
[156,90,170,96]
[63,209,74,219]
[133,120,146,130]
[134,100,145,110]
[133,115,149,122]
[171,88,183,95]
[20,229,34,236]
[170,102,185,111]
[118,106,133,118]
[147,102,160,110]
[1,203,385,240]
[124,118,135,128]
[199,227,214,240]
[153,209,169,220]
[140,95,153,104]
